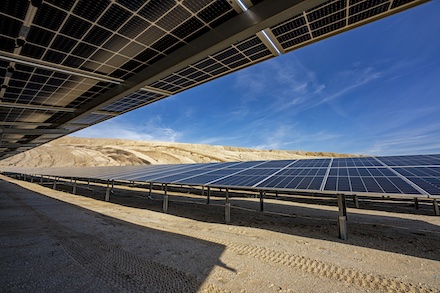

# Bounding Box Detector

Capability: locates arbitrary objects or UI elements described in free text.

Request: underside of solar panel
[0,0,429,159]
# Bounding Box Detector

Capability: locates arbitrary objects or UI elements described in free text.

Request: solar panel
[376,155,440,166]
[0,0,428,158]
[2,154,440,197]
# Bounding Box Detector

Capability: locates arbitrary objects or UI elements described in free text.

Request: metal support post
[225,189,231,223]
[259,190,264,212]
[207,186,211,205]
[414,197,419,209]
[353,195,359,209]
[163,184,169,213]
[433,199,439,216]
[275,191,278,199]
[105,180,110,202]
[30,175,34,183]
[72,179,77,194]
[337,194,347,240]
[24,174,27,181]
[52,177,57,190]
[149,182,153,197]
[40,176,43,184]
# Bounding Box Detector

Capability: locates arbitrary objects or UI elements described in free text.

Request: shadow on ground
[5,175,440,263]
[0,177,228,292]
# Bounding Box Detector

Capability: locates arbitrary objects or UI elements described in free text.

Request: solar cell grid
[234,169,279,176]
[147,35,272,95]
[360,177,383,193]
[128,166,202,181]
[349,177,367,192]
[376,155,440,166]
[90,165,169,180]
[6,0,239,87]
[213,175,270,187]
[337,176,351,191]
[100,91,164,113]
[270,0,421,53]
[285,177,307,189]
[1,63,114,111]
[174,175,223,185]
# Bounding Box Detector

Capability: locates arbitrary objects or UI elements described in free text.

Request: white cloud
[71,116,183,142]
[252,124,292,150]
[362,124,440,155]
[251,123,342,151]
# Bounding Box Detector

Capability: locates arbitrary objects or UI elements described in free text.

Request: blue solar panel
[235,168,279,176]
[255,160,295,168]
[322,166,423,195]
[337,177,351,192]
[331,157,382,167]
[393,167,440,177]
[290,159,331,168]
[213,175,269,187]
[4,154,439,198]
[349,177,367,193]
[174,175,224,185]
[376,155,440,166]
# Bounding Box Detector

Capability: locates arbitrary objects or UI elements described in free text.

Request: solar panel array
[0,0,428,159]
[3,154,440,198]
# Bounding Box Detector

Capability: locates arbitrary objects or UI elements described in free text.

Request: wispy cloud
[72,115,183,142]
[360,123,440,155]
[232,57,326,116]
[233,56,383,124]
[251,123,343,151]
[252,124,293,150]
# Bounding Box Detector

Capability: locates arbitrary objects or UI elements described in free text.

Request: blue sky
[74,2,440,156]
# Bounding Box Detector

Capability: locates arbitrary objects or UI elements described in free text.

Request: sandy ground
[0,137,357,168]
[1,174,439,292]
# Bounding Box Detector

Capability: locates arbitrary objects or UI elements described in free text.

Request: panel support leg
[337,194,347,240]
[259,190,264,212]
[105,180,110,202]
[225,189,231,223]
[149,182,153,197]
[414,197,419,209]
[87,178,91,190]
[72,179,77,195]
[207,186,211,205]
[353,195,359,209]
[433,199,439,216]
[30,175,34,183]
[40,176,43,184]
[163,184,168,213]
[275,191,278,199]
[52,177,57,190]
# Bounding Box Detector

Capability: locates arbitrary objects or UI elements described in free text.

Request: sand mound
[0,136,356,168]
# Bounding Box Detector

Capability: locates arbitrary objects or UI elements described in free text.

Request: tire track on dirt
[197,236,438,293]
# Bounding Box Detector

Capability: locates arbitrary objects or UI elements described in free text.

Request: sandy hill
[0,136,356,168]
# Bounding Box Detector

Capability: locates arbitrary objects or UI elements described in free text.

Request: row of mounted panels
[2,154,440,198]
